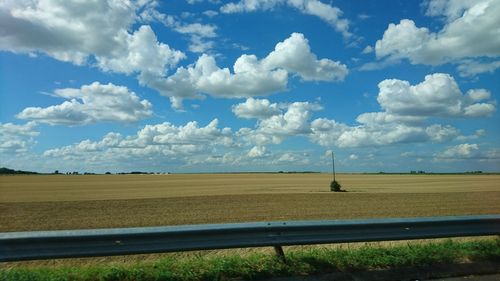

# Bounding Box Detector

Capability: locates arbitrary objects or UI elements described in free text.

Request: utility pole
[331,151,336,182]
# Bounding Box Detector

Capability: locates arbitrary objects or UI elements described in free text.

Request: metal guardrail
[1,215,499,262]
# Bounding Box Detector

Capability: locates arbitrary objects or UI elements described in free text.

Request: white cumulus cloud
[0,0,185,75]
[0,122,39,153]
[95,25,184,76]
[258,102,323,137]
[425,124,461,142]
[371,0,500,75]
[147,33,347,109]
[236,101,322,147]
[309,73,495,148]
[43,119,234,161]
[377,73,496,118]
[17,82,153,125]
[436,143,480,159]
[262,33,348,81]
[272,152,310,165]
[247,146,267,158]
[232,98,281,119]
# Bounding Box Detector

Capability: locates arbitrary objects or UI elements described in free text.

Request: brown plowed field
[1,174,499,232]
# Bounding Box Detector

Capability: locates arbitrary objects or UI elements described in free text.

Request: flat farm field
[1,173,500,232]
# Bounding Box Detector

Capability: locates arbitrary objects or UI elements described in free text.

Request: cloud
[0,122,39,153]
[358,13,371,20]
[153,12,218,54]
[425,124,461,142]
[36,90,496,169]
[257,102,322,136]
[145,54,288,109]
[433,143,500,162]
[0,0,185,75]
[147,119,233,146]
[186,0,221,4]
[309,73,495,148]
[456,59,500,77]
[187,36,216,53]
[173,22,217,38]
[355,112,425,125]
[236,101,322,149]
[435,143,480,159]
[0,2,346,110]
[371,0,500,74]
[138,2,218,53]
[34,74,490,163]
[374,19,434,64]
[309,118,349,147]
[44,119,234,160]
[220,0,352,38]
[272,152,310,165]
[235,102,322,151]
[95,25,185,76]
[147,33,347,109]
[221,0,282,12]
[262,33,349,81]
[202,10,219,17]
[334,123,428,148]
[361,46,373,54]
[377,73,496,118]
[247,145,267,158]
[424,0,478,21]
[17,82,153,125]
[358,59,396,71]
[310,120,460,148]
[232,98,281,119]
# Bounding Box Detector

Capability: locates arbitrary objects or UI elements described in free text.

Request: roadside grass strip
[2,238,499,281]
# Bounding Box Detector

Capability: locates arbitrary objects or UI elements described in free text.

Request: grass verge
[2,238,499,281]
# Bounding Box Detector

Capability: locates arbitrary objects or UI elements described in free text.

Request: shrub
[330,180,342,192]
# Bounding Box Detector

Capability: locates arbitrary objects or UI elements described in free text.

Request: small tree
[330,152,345,192]
[330,180,342,192]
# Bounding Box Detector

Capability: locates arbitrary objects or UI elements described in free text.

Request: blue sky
[1,0,499,173]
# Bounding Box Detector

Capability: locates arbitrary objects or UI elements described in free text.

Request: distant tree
[330,180,343,192]
[330,152,345,192]
[105,172,111,175]
[54,170,59,174]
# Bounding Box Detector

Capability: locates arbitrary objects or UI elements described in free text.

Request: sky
[0,0,499,173]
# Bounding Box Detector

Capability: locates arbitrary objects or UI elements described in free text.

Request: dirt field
[1,173,500,232]
[2,173,500,202]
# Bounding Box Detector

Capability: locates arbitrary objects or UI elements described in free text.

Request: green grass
[2,239,499,281]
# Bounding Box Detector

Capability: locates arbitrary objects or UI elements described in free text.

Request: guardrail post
[274,246,286,263]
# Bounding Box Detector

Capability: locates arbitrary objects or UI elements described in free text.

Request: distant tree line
[0,167,489,176]
[0,167,38,175]
[277,171,320,174]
